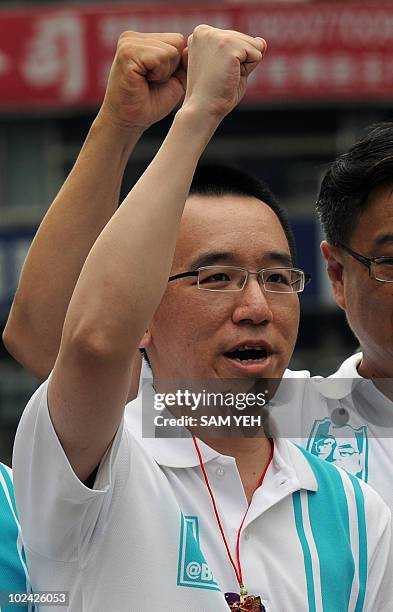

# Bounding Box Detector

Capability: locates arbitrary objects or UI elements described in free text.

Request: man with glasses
[10,27,392,610]
[300,123,393,515]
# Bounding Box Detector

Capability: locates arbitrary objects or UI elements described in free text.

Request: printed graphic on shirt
[177,514,220,591]
[306,418,369,482]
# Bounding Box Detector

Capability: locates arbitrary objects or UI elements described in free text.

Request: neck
[357,353,393,400]
[358,356,380,378]
[199,434,269,458]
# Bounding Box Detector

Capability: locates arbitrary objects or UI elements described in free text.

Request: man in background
[302,124,393,512]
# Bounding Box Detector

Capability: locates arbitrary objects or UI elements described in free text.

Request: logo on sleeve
[306,418,369,481]
[177,514,220,591]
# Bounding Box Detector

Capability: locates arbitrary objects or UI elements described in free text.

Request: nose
[231,274,274,326]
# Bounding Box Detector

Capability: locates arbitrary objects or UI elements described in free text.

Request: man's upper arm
[47,331,137,482]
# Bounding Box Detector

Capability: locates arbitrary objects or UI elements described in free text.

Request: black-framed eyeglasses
[168,265,312,293]
[337,242,393,282]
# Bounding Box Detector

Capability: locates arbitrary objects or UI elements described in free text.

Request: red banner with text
[1,2,393,110]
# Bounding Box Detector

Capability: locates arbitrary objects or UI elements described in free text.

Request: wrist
[174,104,221,145]
[92,109,145,150]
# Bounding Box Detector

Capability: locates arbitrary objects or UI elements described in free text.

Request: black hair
[142,163,296,368]
[189,164,297,263]
[317,122,393,245]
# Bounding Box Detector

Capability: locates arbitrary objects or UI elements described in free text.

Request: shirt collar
[125,383,317,491]
[330,352,363,378]
[310,352,363,399]
[125,383,219,468]
[273,438,318,492]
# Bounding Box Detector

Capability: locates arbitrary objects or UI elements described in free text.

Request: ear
[139,329,152,349]
[127,351,142,402]
[127,331,152,402]
[320,240,346,311]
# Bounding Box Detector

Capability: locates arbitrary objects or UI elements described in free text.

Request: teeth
[233,357,267,363]
[237,346,266,351]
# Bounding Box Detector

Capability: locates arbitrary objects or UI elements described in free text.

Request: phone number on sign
[0,591,69,606]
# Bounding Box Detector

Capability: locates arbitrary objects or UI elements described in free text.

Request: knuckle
[173,32,186,45]
[193,24,212,37]
[116,41,132,64]
[217,34,230,48]
[166,44,180,60]
[154,47,173,67]
[192,25,235,49]
[219,30,236,45]
[117,30,135,44]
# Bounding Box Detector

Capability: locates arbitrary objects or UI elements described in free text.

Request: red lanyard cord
[191,435,274,590]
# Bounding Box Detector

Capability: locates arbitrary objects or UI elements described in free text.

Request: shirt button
[216,466,225,477]
[331,407,349,426]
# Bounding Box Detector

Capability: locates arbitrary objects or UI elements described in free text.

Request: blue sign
[0,230,35,315]
[0,220,321,316]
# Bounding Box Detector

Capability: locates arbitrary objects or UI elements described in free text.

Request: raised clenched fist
[182,25,266,121]
[99,31,187,131]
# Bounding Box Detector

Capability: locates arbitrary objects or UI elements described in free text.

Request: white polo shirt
[298,353,393,515]
[13,380,392,611]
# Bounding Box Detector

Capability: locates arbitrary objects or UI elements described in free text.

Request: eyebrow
[373,234,393,249]
[189,250,293,270]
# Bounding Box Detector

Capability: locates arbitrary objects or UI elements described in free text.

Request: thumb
[158,72,185,109]
[255,37,268,57]
[181,47,189,72]
[173,66,187,93]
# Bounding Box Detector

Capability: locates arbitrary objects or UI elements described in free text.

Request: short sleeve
[12,378,129,563]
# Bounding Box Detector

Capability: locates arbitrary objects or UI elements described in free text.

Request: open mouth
[224,346,270,364]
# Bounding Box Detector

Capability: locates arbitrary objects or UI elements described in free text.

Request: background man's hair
[317,122,393,245]
[142,163,296,369]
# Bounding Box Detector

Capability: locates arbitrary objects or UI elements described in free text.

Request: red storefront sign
[1,3,393,109]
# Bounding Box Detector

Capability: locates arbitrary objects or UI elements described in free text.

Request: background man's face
[145,194,300,381]
[324,184,393,378]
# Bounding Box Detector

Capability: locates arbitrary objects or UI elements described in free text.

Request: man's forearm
[3,31,187,380]
[59,24,265,368]
[3,116,143,379]
[60,106,219,361]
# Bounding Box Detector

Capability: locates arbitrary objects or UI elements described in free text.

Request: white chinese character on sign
[21,15,86,101]
[363,54,383,85]
[331,55,355,86]
[268,56,291,88]
[300,56,323,85]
